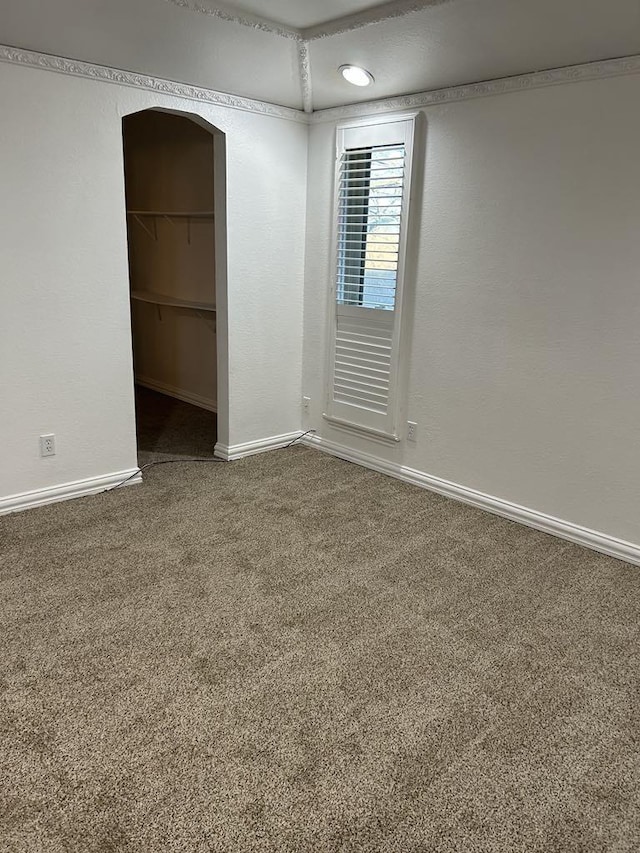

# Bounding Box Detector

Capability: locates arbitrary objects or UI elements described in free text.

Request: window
[325,114,417,440]
[337,144,405,311]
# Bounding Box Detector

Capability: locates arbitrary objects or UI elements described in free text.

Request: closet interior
[123,109,217,459]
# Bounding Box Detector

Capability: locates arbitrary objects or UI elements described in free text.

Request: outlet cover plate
[40,434,56,457]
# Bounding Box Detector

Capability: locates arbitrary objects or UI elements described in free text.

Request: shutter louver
[334,313,393,414]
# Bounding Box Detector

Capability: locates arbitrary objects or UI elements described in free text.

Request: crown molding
[163,0,454,112]
[161,0,635,116]
[3,44,639,125]
[311,54,640,122]
[164,0,454,41]
[164,0,301,40]
[298,40,313,114]
[302,0,453,41]
[164,0,314,107]
[0,44,308,124]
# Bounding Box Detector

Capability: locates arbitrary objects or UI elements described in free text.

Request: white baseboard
[215,431,301,461]
[135,375,217,412]
[303,434,640,567]
[0,468,142,516]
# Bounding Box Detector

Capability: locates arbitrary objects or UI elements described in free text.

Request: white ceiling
[310,0,640,110]
[1,0,639,112]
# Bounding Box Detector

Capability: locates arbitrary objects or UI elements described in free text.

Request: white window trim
[323,111,418,443]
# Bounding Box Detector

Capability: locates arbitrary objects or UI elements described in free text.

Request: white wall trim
[135,375,217,412]
[0,44,307,124]
[165,0,454,41]
[304,434,640,567]
[2,43,640,123]
[311,54,640,123]
[164,0,301,40]
[215,431,301,461]
[302,0,453,40]
[298,40,313,113]
[322,414,401,445]
[0,469,142,516]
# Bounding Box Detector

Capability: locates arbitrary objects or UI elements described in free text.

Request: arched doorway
[122,108,227,465]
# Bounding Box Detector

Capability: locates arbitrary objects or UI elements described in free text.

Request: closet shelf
[127,210,213,242]
[131,290,216,312]
[127,210,214,217]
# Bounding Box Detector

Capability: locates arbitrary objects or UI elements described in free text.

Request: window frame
[323,112,418,443]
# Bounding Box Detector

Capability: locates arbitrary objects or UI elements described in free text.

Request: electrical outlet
[40,434,56,457]
[302,396,311,411]
[407,421,418,443]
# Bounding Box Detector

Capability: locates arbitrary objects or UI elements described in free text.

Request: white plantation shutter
[334,310,393,413]
[325,115,417,440]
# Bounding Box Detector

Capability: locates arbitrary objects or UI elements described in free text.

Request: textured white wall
[0,61,307,501]
[303,74,640,545]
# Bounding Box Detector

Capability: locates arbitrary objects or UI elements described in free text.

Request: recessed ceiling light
[339,65,374,87]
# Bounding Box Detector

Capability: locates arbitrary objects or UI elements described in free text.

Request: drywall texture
[0,61,307,502]
[124,110,218,410]
[303,73,640,545]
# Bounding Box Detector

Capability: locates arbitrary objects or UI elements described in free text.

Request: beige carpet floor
[1,408,639,851]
